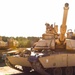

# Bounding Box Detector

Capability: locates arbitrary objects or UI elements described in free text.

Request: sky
[0,0,75,37]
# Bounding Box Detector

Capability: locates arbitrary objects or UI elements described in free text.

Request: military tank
[0,37,18,50]
[5,3,75,75]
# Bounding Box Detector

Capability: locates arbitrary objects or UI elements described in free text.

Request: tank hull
[39,53,75,68]
[6,52,75,68]
[5,52,75,75]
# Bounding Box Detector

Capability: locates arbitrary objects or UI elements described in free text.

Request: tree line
[2,36,40,48]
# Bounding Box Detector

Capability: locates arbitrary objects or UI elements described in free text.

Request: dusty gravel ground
[0,62,39,75]
[0,66,22,75]
[0,62,22,75]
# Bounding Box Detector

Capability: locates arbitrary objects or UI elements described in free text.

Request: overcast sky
[0,0,75,37]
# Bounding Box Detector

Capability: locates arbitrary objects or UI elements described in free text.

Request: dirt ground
[0,62,23,75]
[0,62,40,75]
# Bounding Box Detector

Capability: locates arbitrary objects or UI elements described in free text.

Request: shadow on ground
[0,61,40,75]
[11,72,40,75]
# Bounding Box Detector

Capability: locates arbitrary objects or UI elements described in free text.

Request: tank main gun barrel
[62,3,69,25]
[60,3,69,42]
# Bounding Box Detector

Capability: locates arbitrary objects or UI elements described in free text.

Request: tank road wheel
[53,68,62,75]
[73,67,75,75]
[65,67,73,75]
[46,68,53,75]
[22,66,31,73]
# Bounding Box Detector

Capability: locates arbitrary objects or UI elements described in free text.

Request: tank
[0,37,18,59]
[0,37,18,50]
[5,3,75,75]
